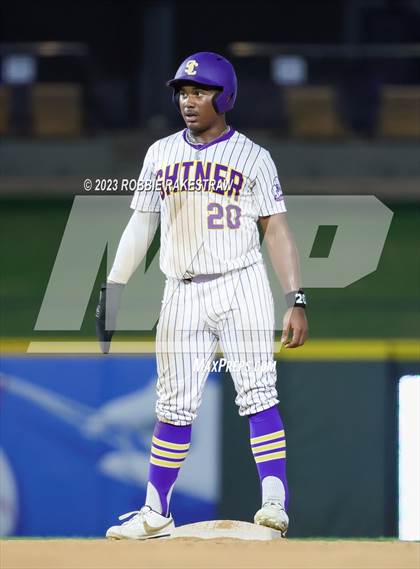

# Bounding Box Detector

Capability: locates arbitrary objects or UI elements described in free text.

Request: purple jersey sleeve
[130,144,161,213]
[253,150,287,217]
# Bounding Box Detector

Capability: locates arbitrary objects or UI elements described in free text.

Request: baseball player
[98,52,308,539]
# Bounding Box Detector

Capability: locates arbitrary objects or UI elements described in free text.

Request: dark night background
[2,2,344,65]
[2,1,419,130]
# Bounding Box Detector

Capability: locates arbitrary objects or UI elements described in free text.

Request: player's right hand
[95,282,124,354]
[281,307,308,348]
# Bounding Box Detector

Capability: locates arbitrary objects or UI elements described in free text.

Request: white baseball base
[170,520,283,541]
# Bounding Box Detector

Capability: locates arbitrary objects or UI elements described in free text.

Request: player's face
[178,85,221,133]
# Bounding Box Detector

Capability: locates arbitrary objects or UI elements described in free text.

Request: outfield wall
[222,358,419,537]
[0,137,419,198]
[0,350,418,537]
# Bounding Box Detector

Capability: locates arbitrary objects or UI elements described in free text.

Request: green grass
[1,198,419,339]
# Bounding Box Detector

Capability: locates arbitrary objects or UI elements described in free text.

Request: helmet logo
[184,59,198,76]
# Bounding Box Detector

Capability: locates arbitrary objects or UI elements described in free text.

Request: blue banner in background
[0,356,221,536]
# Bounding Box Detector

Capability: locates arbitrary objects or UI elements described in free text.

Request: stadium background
[0,0,419,543]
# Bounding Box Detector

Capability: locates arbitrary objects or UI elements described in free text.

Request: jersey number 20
[207,202,241,229]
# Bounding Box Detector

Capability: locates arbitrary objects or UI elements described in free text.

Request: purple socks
[249,405,289,510]
[145,408,288,517]
[146,421,192,516]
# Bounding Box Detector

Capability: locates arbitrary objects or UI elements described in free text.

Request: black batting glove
[95,281,125,354]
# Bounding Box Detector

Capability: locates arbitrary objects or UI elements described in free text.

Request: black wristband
[285,289,307,309]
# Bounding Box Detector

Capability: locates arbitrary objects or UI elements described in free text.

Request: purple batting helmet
[167,51,237,114]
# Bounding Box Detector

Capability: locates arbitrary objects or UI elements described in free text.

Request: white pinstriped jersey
[131,127,286,279]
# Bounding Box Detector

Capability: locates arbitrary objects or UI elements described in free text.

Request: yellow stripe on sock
[254,451,286,463]
[150,455,184,469]
[250,430,285,445]
[152,446,188,460]
[252,440,286,454]
[152,436,190,451]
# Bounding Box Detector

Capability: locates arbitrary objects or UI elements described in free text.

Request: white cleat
[106,506,175,540]
[254,501,289,537]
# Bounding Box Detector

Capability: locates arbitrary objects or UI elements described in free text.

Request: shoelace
[118,506,151,525]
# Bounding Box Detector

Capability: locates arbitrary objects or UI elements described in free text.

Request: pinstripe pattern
[130,129,286,280]
[131,128,286,424]
[156,261,278,424]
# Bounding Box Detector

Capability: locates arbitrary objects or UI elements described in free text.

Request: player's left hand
[281,307,308,348]
[95,281,125,354]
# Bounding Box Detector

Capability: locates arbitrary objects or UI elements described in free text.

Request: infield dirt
[1,538,419,569]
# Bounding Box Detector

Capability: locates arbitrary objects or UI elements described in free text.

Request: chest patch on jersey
[157,160,245,200]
